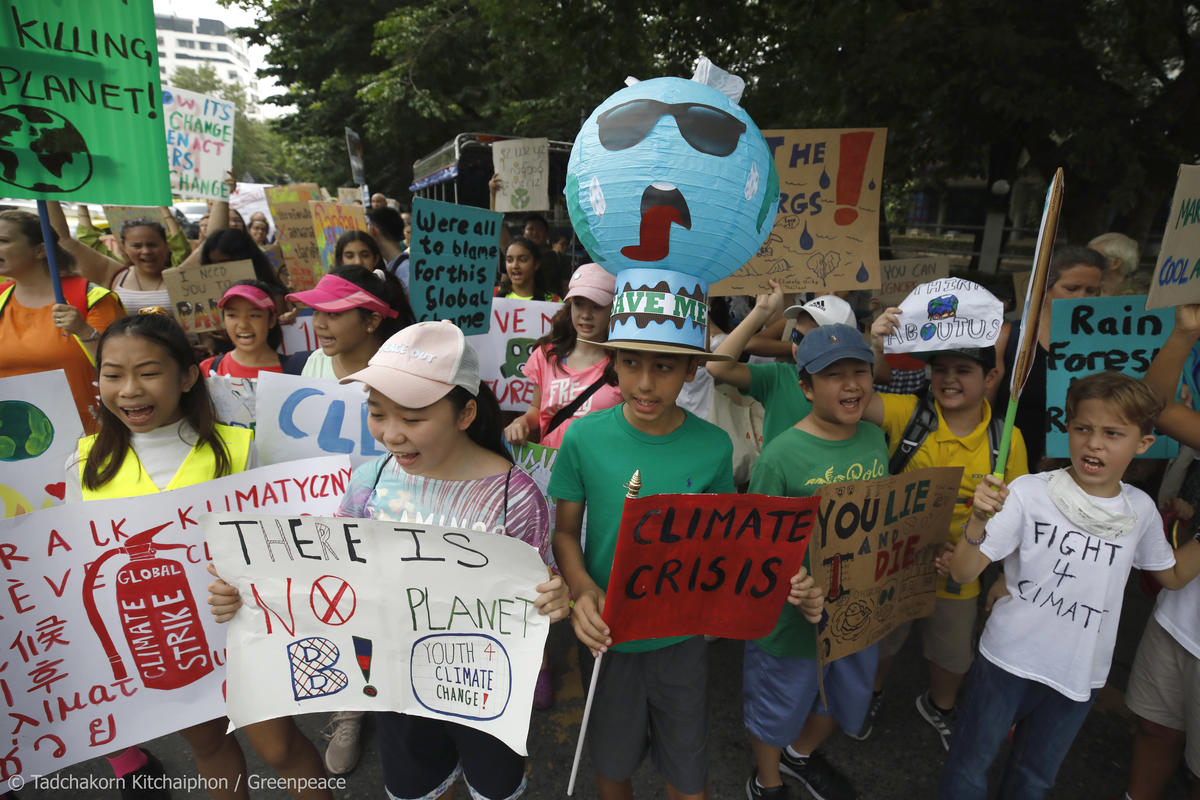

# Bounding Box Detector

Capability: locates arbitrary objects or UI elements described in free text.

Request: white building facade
[154,15,259,113]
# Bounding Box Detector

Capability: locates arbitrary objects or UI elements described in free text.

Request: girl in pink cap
[505,263,622,451]
[286,266,416,380]
[200,280,285,377]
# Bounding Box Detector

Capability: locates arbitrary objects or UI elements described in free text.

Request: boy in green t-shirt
[745,324,889,800]
[857,309,1029,753]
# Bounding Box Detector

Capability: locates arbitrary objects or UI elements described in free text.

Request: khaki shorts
[878,595,978,674]
[1126,615,1200,776]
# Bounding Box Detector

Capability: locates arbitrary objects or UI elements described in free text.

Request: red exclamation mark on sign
[352,636,377,696]
[833,131,875,226]
[482,692,489,709]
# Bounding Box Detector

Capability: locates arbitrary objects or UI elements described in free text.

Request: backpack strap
[888,386,938,475]
[210,352,225,375]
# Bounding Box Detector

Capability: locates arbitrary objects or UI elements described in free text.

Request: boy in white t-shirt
[938,371,1200,800]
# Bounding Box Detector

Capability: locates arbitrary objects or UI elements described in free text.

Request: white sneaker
[323,710,364,774]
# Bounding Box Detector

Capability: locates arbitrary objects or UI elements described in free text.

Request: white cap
[783,295,856,328]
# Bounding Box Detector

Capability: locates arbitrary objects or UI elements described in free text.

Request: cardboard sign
[230,182,273,235]
[1147,164,1200,309]
[261,242,285,286]
[1045,296,1178,459]
[0,0,171,205]
[602,493,819,645]
[465,297,559,411]
[163,258,257,333]
[410,197,502,335]
[269,200,322,291]
[0,456,350,785]
[253,372,386,467]
[712,128,886,296]
[492,137,550,213]
[161,86,235,201]
[207,375,257,429]
[265,183,320,205]
[280,309,316,356]
[337,187,360,205]
[0,371,83,518]
[811,467,960,664]
[876,257,951,307]
[310,201,367,272]
[100,205,159,239]
[206,514,549,756]
[883,278,1003,353]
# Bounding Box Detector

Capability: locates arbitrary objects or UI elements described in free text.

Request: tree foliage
[229,0,1199,242]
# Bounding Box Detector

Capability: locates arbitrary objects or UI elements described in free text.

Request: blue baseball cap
[795,323,874,375]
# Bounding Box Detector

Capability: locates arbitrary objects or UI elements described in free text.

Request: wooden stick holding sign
[568,469,641,796]
[994,167,1064,477]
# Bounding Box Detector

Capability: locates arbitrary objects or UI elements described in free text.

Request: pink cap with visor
[340,320,480,408]
[565,263,616,307]
[219,284,275,310]
[287,273,398,318]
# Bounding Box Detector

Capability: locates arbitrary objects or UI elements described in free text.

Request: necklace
[131,268,164,292]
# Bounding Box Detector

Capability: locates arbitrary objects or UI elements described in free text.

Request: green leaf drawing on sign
[512,187,530,209]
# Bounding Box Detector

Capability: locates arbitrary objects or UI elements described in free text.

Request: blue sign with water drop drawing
[712,128,886,296]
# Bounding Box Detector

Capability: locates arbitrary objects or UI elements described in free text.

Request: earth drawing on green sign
[0,105,93,193]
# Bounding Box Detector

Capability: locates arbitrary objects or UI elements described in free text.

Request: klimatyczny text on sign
[1045,296,1178,459]
[162,85,234,201]
[811,467,961,665]
[466,297,559,411]
[712,128,886,296]
[0,456,350,785]
[1147,164,1200,309]
[410,197,502,335]
[205,514,550,756]
[602,493,819,645]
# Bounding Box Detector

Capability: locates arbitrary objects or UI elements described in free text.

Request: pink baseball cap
[565,263,616,307]
[287,273,399,318]
[340,320,480,407]
[219,284,275,310]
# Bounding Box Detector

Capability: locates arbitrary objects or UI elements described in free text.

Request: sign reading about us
[883,278,1003,354]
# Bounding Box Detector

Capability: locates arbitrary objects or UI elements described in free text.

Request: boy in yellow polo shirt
[860,324,1029,752]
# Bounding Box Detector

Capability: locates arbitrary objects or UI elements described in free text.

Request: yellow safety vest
[77,424,253,500]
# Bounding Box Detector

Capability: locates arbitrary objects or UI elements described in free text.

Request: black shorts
[376,712,526,799]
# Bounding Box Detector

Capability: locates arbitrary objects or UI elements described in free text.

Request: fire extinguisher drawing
[83,522,215,690]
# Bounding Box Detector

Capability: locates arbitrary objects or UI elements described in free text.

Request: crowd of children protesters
[3,189,1199,800]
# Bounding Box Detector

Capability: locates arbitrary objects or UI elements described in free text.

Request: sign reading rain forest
[0,0,171,205]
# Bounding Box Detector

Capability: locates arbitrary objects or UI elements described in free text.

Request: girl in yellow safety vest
[67,310,334,800]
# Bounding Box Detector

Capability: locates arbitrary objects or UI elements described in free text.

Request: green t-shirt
[741,361,813,446]
[749,422,889,658]
[548,404,736,653]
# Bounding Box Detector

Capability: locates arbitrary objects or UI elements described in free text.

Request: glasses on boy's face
[790,328,803,345]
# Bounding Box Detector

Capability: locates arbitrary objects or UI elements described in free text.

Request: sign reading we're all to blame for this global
[205,514,551,757]
[161,85,235,202]
[0,0,171,206]
[1147,164,1200,310]
[410,197,502,335]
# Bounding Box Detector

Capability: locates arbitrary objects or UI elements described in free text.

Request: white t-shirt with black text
[979,472,1174,701]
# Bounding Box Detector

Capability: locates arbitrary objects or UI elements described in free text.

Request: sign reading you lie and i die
[0,0,171,205]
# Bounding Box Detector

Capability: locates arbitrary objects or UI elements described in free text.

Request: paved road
[18,579,1190,799]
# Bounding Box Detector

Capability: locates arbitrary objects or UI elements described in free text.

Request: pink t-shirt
[522,345,623,449]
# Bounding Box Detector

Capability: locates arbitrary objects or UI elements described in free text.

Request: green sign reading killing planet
[0,0,171,205]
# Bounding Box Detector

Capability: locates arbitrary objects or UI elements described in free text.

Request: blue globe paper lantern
[566,77,779,286]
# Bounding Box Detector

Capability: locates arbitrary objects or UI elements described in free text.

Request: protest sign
[0,371,83,518]
[206,513,549,755]
[254,372,386,467]
[161,86,235,201]
[310,201,368,271]
[261,241,285,285]
[207,375,257,429]
[269,200,322,291]
[882,278,1004,354]
[345,127,365,185]
[1045,296,1178,459]
[492,137,550,213]
[0,456,350,785]
[231,182,273,234]
[712,128,886,296]
[337,187,361,205]
[0,0,171,206]
[466,297,559,410]
[265,183,320,205]
[410,197,502,334]
[280,309,316,356]
[876,257,951,307]
[601,493,818,644]
[810,467,960,664]
[163,258,256,333]
[100,205,159,239]
[1147,164,1200,309]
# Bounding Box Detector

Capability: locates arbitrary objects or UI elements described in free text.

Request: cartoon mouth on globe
[621,182,693,262]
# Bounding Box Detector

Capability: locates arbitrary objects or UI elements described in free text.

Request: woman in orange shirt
[0,210,125,432]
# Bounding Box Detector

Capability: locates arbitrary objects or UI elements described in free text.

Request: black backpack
[888,386,1004,475]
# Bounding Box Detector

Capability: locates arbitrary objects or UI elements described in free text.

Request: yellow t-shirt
[879,393,1029,599]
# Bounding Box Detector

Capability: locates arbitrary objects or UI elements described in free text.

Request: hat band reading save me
[611,290,707,327]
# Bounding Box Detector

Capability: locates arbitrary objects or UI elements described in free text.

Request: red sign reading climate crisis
[602,493,819,646]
